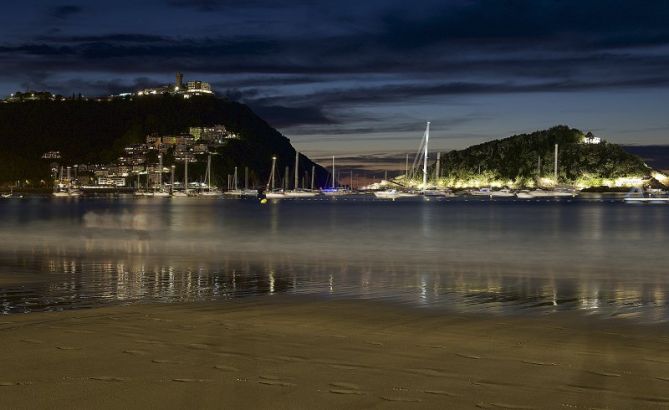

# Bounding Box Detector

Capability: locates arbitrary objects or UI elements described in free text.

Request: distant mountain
[0,95,328,187]
[433,126,664,188]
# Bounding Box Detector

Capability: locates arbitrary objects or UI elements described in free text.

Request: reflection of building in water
[2,242,669,322]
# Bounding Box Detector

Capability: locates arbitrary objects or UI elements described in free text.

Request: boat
[265,191,287,199]
[490,188,516,198]
[553,187,579,197]
[515,187,578,199]
[224,188,259,197]
[52,166,81,197]
[321,188,350,196]
[283,152,320,198]
[263,155,286,199]
[321,156,350,196]
[374,189,419,200]
[624,187,669,203]
[469,187,493,196]
[1,187,22,199]
[529,188,577,198]
[285,190,319,198]
[516,190,534,199]
[199,154,222,197]
[421,188,455,197]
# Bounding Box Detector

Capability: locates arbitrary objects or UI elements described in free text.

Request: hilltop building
[3,91,66,103]
[130,72,214,98]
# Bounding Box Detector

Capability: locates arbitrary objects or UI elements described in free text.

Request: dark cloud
[167,0,311,11]
[248,105,334,128]
[38,34,168,43]
[2,0,669,147]
[48,5,83,19]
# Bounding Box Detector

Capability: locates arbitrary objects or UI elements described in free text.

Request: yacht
[516,190,534,199]
[198,154,222,197]
[263,155,286,199]
[321,188,350,196]
[490,188,516,198]
[285,190,319,198]
[265,191,287,199]
[321,156,350,197]
[469,187,493,196]
[421,188,455,197]
[284,152,319,198]
[624,187,669,203]
[374,189,419,200]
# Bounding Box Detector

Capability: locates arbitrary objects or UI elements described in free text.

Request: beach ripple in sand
[89,376,128,382]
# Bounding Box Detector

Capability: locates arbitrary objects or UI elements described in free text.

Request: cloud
[249,104,335,128]
[48,5,83,20]
[166,0,312,11]
[2,0,669,145]
[38,34,168,43]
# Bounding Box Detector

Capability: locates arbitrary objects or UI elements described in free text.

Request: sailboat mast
[294,152,299,190]
[170,165,175,194]
[405,154,409,179]
[184,159,189,194]
[423,122,430,187]
[435,152,441,182]
[206,154,212,190]
[244,167,249,190]
[311,165,315,191]
[555,144,557,184]
[158,153,163,191]
[331,156,335,189]
[234,166,238,190]
[268,156,277,190]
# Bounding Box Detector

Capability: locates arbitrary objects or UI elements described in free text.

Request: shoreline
[1,297,668,409]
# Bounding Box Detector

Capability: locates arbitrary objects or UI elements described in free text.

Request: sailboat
[171,158,190,197]
[321,156,350,196]
[53,166,81,197]
[623,187,669,203]
[285,152,319,198]
[375,123,430,199]
[264,156,286,199]
[153,154,171,197]
[226,166,259,197]
[200,154,222,197]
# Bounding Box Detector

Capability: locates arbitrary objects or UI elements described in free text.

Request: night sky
[2,1,669,171]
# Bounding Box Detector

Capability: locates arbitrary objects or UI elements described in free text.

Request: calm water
[0,195,667,321]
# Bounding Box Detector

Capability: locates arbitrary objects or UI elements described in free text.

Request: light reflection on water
[0,196,667,322]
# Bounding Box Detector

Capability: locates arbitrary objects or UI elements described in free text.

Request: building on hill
[4,91,65,102]
[189,125,238,143]
[184,81,213,96]
[581,132,602,144]
[117,72,214,99]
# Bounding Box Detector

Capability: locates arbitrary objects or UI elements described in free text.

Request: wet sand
[1,297,669,409]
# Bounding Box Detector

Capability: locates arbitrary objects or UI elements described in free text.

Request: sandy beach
[1,297,668,409]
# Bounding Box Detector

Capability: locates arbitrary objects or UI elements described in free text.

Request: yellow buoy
[260,198,268,204]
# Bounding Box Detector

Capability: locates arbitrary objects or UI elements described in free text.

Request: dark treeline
[437,126,653,184]
[0,95,328,187]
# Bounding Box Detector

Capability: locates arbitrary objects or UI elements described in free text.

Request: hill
[428,126,665,189]
[0,95,328,188]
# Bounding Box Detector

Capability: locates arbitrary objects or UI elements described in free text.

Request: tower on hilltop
[175,72,184,90]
